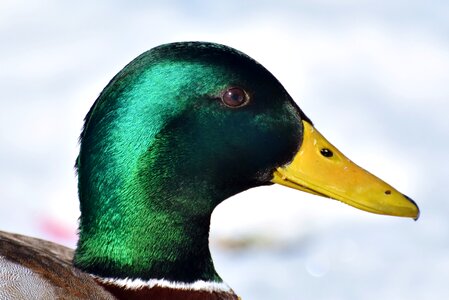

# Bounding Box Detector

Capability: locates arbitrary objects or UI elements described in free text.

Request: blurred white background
[1,1,448,299]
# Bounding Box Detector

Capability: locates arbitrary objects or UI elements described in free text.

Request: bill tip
[403,194,420,221]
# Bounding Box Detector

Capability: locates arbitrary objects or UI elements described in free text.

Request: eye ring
[221,87,249,108]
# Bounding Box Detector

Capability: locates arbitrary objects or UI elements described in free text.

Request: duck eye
[221,87,248,108]
[320,148,333,158]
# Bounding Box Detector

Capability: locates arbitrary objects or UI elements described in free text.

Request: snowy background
[1,1,448,299]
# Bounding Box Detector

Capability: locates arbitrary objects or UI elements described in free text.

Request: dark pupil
[224,88,245,107]
[320,148,333,157]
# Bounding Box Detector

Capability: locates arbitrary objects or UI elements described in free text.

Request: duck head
[74,42,419,285]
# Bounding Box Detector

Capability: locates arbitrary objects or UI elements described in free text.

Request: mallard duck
[0,42,419,300]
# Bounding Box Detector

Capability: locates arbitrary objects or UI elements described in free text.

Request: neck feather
[74,186,221,282]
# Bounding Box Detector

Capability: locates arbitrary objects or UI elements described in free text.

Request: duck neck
[74,137,232,284]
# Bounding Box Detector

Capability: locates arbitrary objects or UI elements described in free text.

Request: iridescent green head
[74,42,308,282]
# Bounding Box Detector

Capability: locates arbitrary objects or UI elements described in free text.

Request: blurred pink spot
[38,216,77,246]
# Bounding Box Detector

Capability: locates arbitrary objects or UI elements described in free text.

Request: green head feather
[74,42,309,282]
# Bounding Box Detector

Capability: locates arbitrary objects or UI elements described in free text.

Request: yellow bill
[272,121,419,220]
